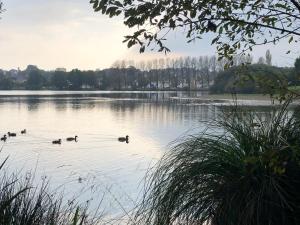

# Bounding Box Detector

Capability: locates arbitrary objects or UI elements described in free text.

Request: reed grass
[135,100,300,225]
[0,159,101,225]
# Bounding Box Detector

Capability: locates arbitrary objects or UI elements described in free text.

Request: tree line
[0,55,225,91]
[211,56,300,94]
[0,51,298,92]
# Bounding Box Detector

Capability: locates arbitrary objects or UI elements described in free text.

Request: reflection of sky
[0,0,299,70]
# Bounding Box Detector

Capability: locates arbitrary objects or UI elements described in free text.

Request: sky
[0,0,299,71]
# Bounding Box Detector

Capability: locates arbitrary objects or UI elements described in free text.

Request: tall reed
[0,158,101,225]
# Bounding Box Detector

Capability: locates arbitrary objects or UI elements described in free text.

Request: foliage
[0,53,297,92]
[90,0,300,61]
[135,100,300,225]
[51,71,69,89]
[265,50,272,66]
[69,69,84,90]
[295,57,300,75]
[26,70,45,90]
[210,64,293,95]
[0,1,3,16]
[0,75,14,90]
[0,158,100,225]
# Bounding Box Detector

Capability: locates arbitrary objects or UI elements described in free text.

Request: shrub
[136,100,300,225]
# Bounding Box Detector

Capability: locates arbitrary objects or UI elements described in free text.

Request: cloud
[0,0,299,70]
[0,0,130,70]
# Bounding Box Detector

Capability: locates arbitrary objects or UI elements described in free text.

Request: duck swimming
[52,139,62,144]
[118,135,129,144]
[7,132,17,137]
[1,135,7,142]
[21,129,26,134]
[66,136,78,142]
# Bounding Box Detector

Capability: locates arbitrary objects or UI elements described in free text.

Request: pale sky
[0,0,299,71]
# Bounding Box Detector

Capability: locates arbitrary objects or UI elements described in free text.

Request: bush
[210,64,292,94]
[136,100,300,225]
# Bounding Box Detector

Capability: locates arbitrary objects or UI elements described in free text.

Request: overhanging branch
[291,0,300,13]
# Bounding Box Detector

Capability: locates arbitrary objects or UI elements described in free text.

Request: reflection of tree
[108,98,220,124]
[26,97,41,111]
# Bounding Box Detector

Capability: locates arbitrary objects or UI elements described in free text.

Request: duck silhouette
[21,129,26,134]
[1,135,7,142]
[52,139,62,144]
[7,132,17,137]
[66,136,78,142]
[118,135,129,144]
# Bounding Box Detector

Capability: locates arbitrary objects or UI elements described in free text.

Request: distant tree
[152,59,159,89]
[258,57,266,65]
[0,76,14,90]
[158,58,166,88]
[26,70,45,90]
[68,69,83,90]
[266,50,272,66]
[211,64,292,94]
[294,57,300,85]
[51,71,68,89]
[0,1,4,17]
[295,57,300,75]
[82,71,97,89]
[146,60,152,88]
[26,65,39,72]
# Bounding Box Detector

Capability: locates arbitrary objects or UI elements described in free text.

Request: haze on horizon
[0,0,299,71]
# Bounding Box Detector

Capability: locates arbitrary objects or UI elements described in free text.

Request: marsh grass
[135,100,300,225]
[0,158,102,225]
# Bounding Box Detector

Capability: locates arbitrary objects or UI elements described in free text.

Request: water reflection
[0,91,284,217]
[0,91,222,216]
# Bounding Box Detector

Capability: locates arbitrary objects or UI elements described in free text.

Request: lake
[0,91,275,221]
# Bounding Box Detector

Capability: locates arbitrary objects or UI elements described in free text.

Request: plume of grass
[135,100,300,225]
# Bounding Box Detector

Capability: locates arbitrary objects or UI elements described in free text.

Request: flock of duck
[1,129,27,142]
[0,130,130,144]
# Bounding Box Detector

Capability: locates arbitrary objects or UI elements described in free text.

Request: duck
[7,132,17,137]
[21,129,26,134]
[52,139,62,144]
[118,135,129,144]
[1,135,7,142]
[66,136,78,142]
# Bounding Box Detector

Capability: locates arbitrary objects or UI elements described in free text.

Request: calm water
[0,91,273,220]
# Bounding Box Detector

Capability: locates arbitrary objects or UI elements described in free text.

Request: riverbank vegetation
[135,100,300,225]
[0,158,100,225]
[0,54,299,94]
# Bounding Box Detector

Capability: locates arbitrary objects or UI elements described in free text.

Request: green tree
[0,76,14,90]
[90,0,300,61]
[26,70,45,90]
[68,69,83,90]
[258,57,266,64]
[51,71,68,89]
[295,57,300,75]
[82,71,97,89]
[293,57,300,86]
[266,50,272,66]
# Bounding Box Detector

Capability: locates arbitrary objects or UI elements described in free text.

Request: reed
[0,159,100,225]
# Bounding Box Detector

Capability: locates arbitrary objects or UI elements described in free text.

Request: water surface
[0,91,274,219]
